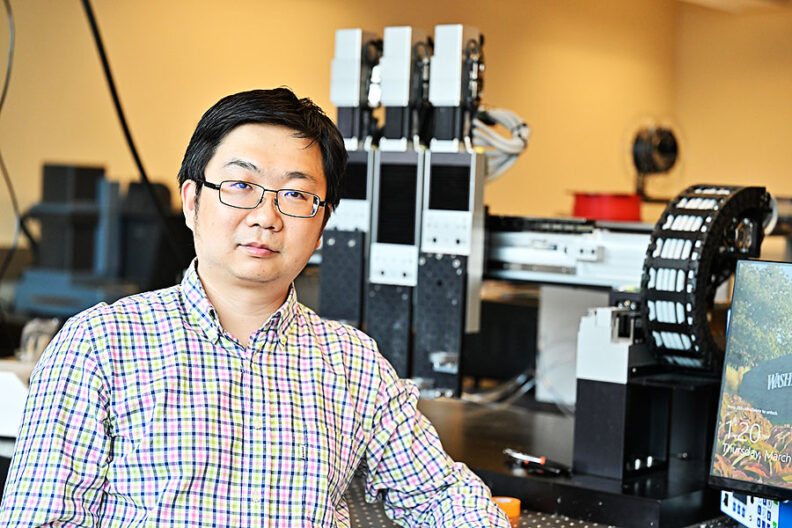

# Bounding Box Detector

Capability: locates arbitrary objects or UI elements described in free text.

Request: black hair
[177,87,347,210]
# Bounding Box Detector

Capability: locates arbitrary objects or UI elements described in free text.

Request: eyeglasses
[202,180,327,218]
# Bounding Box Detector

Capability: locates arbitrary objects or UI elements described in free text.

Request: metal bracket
[429,351,459,374]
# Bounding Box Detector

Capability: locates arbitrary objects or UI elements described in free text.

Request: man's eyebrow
[223,159,318,185]
[283,170,318,184]
[224,159,261,174]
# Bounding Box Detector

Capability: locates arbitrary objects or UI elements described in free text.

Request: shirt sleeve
[364,355,510,528]
[0,314,111,527]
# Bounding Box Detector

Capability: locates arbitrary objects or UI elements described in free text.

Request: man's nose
[247,190,283,229]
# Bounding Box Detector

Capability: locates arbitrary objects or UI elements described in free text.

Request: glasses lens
[277,189,318,217]
[220,181,263,208]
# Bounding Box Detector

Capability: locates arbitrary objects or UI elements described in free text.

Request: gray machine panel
[319,230,365,326]
[413,253,468,395]
[319,149,373,327]
[365,283,412,378]
[366,150,423,377]
[420,150,485,333]
[369,150,424,286]
[412,151,485,396]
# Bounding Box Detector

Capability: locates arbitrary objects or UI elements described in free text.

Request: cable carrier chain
[640,184,772,372]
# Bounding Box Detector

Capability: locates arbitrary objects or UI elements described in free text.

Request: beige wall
[675,4,792,197]
[0,0,788,247]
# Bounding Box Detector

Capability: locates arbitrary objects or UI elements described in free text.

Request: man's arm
[0,315,111,527]
[364,355,510,528]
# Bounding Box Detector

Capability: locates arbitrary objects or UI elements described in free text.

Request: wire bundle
[641,185,771,371]
[472,108,530,183]
[0,0,18,288]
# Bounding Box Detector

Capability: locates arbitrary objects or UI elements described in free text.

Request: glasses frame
[202,180,327,218]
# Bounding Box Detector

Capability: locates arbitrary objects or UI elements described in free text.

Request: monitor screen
[710,260,792,500]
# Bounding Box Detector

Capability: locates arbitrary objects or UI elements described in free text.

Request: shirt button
[252,418,264,430]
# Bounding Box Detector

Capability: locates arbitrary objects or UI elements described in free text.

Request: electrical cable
[472,107,531,183]
[501,377,536,406]
[81,0,188,265]
[531,350,576,418]
[0,0,11,113]
[0,211,18,288]
[461,355,575,417]
[460,366,534,404]
[0,0,17,292]
[0,0,18,348]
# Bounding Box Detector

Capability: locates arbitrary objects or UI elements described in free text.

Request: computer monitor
[710,259,792,501]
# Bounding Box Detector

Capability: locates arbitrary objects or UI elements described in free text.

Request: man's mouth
[239,242,279,256]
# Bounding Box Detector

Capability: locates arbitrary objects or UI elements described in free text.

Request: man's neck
[197,266,288,348]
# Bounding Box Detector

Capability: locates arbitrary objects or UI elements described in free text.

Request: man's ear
[181,180,198,232]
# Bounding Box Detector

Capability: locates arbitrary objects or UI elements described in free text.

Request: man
[0,88,509,527]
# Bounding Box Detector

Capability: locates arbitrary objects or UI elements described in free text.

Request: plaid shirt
[0,262,508,527]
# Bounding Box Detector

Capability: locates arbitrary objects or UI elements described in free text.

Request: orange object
[492,496,521,526]
[573,192,642,222]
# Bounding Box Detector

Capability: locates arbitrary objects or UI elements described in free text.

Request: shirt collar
[180,259,300,346]
[259,283,299,345]
[181,259,220,343]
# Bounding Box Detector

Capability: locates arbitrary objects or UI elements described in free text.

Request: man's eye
[230,181,251,190]
[282,190,308,201]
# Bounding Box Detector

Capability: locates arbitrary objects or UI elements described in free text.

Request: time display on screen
[723,419,763,444]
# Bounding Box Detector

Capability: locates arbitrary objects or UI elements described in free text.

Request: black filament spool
[633,127,678,175]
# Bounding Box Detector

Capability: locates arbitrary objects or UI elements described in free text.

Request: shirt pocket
[297,421,354,524]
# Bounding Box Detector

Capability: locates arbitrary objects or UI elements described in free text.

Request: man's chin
[231,270,280,285]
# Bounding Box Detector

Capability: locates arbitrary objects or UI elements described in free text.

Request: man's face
[181,123,327,294]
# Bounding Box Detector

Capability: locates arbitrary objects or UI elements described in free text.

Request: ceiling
[678,0,787,12]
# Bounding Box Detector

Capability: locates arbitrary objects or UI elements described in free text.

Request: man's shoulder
[37,284,185,373]
[75,283,183,327]
[295,304,388,376]
[32,286,179,377]
[295,304,392,401]
[297,303,377,352]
